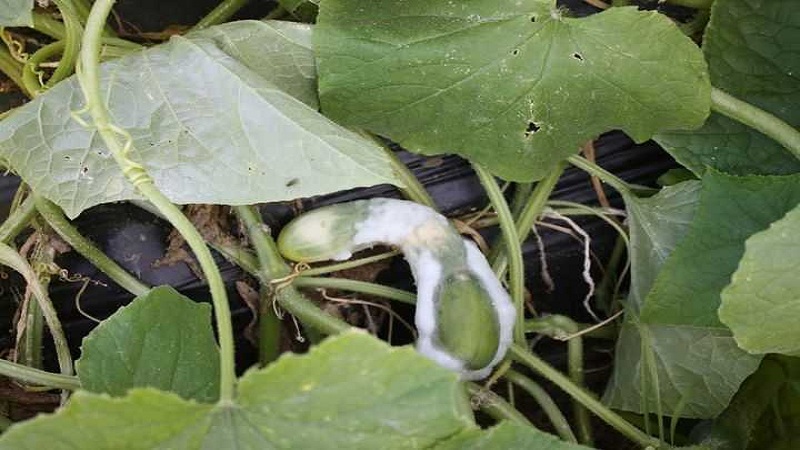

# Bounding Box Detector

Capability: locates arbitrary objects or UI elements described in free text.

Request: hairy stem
[509,344,662,448]
[0,358,80,390]
[711,87,800,161]
[35,196,150,296]
[79,0,236,402]
[300,250,399,276]
[473,164,525,344]
[505,370,577,443]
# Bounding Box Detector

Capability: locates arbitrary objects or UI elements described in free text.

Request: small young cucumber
[277,198,515,380]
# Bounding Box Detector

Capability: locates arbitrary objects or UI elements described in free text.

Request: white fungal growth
[277,198,516,380]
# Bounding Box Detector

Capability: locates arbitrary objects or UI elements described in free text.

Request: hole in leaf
[572,52,583,61]
[530,16,537,22]
[511,49,520,56]
[524,121,541,137]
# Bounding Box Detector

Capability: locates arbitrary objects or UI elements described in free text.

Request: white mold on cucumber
[277,198,515,380]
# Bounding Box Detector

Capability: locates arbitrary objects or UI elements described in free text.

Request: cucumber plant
[0,0,796,448]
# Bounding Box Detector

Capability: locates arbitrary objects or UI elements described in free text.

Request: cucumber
[277,198,515,380]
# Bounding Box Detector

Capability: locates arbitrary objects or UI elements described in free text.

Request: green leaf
[641,171,800,328]
[315,1,710,181]
[0,20,403,218]
[0,0,33,26]
[655,0,800,175]
[697,356,800,449]
[604,181,761,418]
[0,333,574,449]
[719,204,800,356]
[75,286,220,403]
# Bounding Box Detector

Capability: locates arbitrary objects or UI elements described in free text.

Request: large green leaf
[641,171,800,328]
[0,333,583,449]
[603,181,760,418]
[655,0,800,175]
[719,204,800,356]
[0,0,33,26]
[315,0,709,181]
[75,286,220,403]
[0,20,402,218]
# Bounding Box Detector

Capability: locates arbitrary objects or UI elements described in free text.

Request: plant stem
[0,195,36,244]
[466,383,533,427]
[22,41,66,95]
[0,243,73,378]
[567,155,633,196]
[300,250,399,276]
[526,315,592,445]
[79,0,237,402]
[32,11,67,40]
[509,344,662,448]
[0,358,80,390]
[711,87,800,161]
[0,44,30,97]
[505,370,577,443]
[490,164,564,278]
[258,288,281,365]
[48,0,83,87]
[472,164,525,344]
[295,276,416,305]
[234,206,351,336]
[370,134,437,209]
[510,182,534,218]
[211,241,259,276]
[192,0,251,31]
[34,196,150,296]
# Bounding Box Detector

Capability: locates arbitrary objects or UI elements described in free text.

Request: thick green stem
[509,344,662,448]
[472,164,525,344]
[192,0,251,31]
[48,0,83,87]
[466,383,533,427]
[234,206,351,336]
[711,87,800,160]
[0,358,80,390]
[258,288,281,365]
[505,370,577,443]
[32,11,67,40]
[567,155,632,196]
[295,276,416,305]
[491,164,565,278]
[0,195,36,244]
[79,0,236,402]
[0,243,73,378]
[22,41,65,95]
[378,141,437,209]
[526,315,592,445]
[34,196,150,296]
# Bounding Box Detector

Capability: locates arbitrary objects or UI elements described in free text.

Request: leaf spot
[530,15,537,22]
[524,121,541,137]
[286,178,299,187]
[572,52,584,61]
[511,49,520,56]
